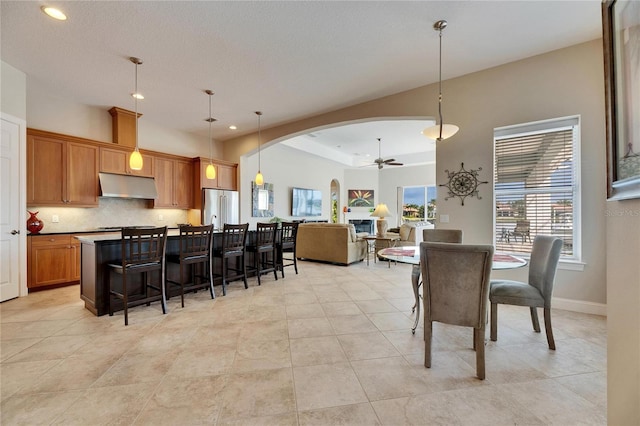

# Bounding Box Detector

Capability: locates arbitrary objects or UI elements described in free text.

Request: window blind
[494,119,578,259]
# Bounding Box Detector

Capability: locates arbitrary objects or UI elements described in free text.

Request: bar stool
[212,223,249,296]
[166,224,214,307]
[246,222,278,286]
[108,226,168,326]
[276,221,299,278]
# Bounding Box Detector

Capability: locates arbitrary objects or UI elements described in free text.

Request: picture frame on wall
[347,189,374,207]
[252,181,274,217]
[603,0,640,200]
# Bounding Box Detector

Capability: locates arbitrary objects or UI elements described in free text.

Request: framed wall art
[347,189,374,207]
[252,181,274,217]
[603,0,640,200]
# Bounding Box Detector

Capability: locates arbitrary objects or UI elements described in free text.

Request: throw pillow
[348,224,357,242]
[399,224,411,241]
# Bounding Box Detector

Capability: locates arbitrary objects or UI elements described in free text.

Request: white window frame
[396,185,437,226]
[493,115,582,264]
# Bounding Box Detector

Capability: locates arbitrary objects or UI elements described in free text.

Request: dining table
[377,245,527,334]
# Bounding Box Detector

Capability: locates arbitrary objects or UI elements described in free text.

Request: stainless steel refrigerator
[202,189,240,230]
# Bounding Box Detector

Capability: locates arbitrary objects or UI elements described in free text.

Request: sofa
[386,221,434,247]
[296,223,367,265]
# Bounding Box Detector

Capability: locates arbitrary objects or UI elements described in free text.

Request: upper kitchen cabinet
[193,157,238,189]
[99,145,154,177]
[192,158,238,210]
[154,156,193,209]
[27,129,99,207]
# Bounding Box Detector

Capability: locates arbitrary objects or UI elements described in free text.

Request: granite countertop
[27,227,181,237]
[75,228,182,243]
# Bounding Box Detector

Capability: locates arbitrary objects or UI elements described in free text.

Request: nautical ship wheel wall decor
[440,162,488,205]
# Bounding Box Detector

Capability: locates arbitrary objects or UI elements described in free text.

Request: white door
[0,117,22,301]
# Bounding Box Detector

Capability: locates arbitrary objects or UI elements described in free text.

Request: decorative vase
[27,211,44,234]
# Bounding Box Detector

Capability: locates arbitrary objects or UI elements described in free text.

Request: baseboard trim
[552,297,607,316]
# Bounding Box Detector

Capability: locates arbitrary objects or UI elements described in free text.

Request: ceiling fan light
[422,123,459,141]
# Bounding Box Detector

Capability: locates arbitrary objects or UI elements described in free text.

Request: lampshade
[129,57,144,171]
[371,203,391,218]
[371,203,391,236]
[423,20,459,142]
[129,149,143,171]
[205,163,216,179]
[204,90,216,180]
[422,123,459,141]
[255,171,264,186]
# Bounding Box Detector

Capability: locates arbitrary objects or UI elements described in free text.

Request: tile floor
[1,260,607,425]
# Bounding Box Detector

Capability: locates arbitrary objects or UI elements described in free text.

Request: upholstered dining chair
[423,228,463,244]
[412,228,463,322]
[490,235,563,350]
[420,241,494,380]
[165,224,214,307]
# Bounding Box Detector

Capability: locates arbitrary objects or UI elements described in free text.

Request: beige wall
[606,199,640,425]
[438,40,607,307]
[225,40,607,307]
[25,77,223,159]
[1,60,27,120]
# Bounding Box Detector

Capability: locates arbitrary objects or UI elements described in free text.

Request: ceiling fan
[371,138,403,169]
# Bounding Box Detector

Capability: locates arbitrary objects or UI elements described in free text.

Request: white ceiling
[0,1,602,166]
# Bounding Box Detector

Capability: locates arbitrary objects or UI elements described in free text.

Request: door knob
[11,230,20,235]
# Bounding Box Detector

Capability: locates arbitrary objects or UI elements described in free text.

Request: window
[397,186,437,224]
[494,116,580,261]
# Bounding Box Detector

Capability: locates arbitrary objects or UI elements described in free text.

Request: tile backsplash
[28,198,191,233]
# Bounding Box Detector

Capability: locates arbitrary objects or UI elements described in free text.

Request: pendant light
[204,90,216,179]
[129,57,144,170]
[255,111,264,186]
[422,20,459,142]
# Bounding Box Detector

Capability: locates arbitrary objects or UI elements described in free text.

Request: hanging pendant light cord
[134,61,139,151]
[208,92,213,162]
[257,112,261,172]
[437,26,444,141]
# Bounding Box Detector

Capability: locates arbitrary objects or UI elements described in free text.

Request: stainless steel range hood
[99,172,158,200]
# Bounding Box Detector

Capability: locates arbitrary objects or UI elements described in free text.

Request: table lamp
[370,203,391,237]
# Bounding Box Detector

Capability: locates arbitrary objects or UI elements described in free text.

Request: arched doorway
[330,179,340,223]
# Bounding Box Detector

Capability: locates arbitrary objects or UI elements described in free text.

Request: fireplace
[349,219,374,235]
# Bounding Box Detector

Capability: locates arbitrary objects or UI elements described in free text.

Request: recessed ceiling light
[41,6,67,21]
[229,125,237,130]
[131,93,144,100]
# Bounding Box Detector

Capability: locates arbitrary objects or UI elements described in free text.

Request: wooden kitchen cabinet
[154,156,193,208]
[27,234,81,289]
[192,157,238,209]
[27,129,99,207]
[99,146,154,177]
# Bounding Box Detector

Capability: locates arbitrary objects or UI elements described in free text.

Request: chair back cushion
[420,242,494,328]
[423,229,463,243]
[528,235,563,303]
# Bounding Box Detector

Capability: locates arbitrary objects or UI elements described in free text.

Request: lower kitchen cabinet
[28,234,81,289]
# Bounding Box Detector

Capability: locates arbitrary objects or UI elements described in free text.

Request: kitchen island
[76,229,262,316]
